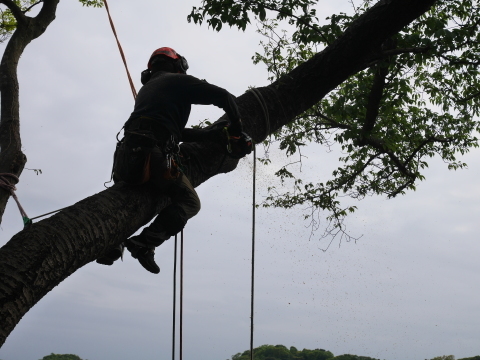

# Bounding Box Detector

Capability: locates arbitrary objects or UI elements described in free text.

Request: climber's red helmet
[147,47,189,73]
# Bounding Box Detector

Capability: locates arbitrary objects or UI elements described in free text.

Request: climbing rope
[0,173,31,226]
[180,230,184,360]
[247,87,271,359]
[102,0,137,100]
[172,233,178,360]
[250,145,256,360]
[248,88,270,139]
[172,230,185,360]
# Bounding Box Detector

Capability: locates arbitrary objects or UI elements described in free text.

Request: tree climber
[97,47,244,274]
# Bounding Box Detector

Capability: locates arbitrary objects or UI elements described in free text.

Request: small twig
[458,90,480,103]
[250,0,331,45]
[381,46,431,57]
[22,0,43,14]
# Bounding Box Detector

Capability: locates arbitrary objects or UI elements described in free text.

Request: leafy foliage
[231,344,334,360]
[190,0,480,237]
[230,344,384,360]
[38,354,85,360]
[333,356,380,360]
[78,0,103,7]
[188,0,322,35]
[0,0,103,42]
[0,0,36,41]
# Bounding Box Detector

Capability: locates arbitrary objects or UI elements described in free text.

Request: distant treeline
[230,345,480,360]
[29,348,480,360]
[231,345,379,360]
[38,354,84,360]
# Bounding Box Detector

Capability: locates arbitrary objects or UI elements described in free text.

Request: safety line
[172,234,178,360]
[250,145,256,360]
[172,230,185,360]
[180,229,184,360]
[248,88,270,139]
[102,0,137,100]
[29,206,68,221]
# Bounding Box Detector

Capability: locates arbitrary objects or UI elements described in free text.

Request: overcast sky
[0,1,479,360]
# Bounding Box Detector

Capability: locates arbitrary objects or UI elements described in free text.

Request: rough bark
[0,0,60,222]
[0,0,437,347]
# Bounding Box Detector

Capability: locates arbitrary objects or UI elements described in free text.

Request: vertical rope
[172,234,178,360]
[180,230,184,360]
[102,0,137,100]
[250,145,256,360]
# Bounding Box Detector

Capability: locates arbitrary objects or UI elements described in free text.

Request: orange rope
[102,0,137,100]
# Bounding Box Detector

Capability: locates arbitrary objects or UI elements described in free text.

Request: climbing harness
[112,129,157,185]
[163,135,183,180]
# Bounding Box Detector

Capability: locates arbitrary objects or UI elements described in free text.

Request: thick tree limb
[0,0,437,347]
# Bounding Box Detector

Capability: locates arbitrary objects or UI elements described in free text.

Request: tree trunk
[0,0,437,347]
[0,0,59,223]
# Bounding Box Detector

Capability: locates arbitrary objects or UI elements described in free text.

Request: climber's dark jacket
[126,71,241,141]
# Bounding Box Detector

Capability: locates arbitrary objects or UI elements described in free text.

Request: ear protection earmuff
[176,55,189,74]
[141,69,152,85]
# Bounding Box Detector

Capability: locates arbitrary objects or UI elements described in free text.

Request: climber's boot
[96,243,124,266]
[125,234,160,274]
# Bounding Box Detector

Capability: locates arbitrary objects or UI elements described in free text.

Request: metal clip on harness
[222,126,253,159]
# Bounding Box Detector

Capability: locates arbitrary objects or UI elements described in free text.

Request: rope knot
[0,173,20,194]
[0,172,30,225]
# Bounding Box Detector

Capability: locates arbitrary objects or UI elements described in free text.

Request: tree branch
[364,46,431,68]
[363,62,390,132]
[459,90,480,102]
[439,54,480,67]
[314,111,352,130]
[381,46,431,57]
[403,135,453,165]
[0,0,27,24]
[22,0,43,14]
[388,177,415,197]
[248,0,331,45]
